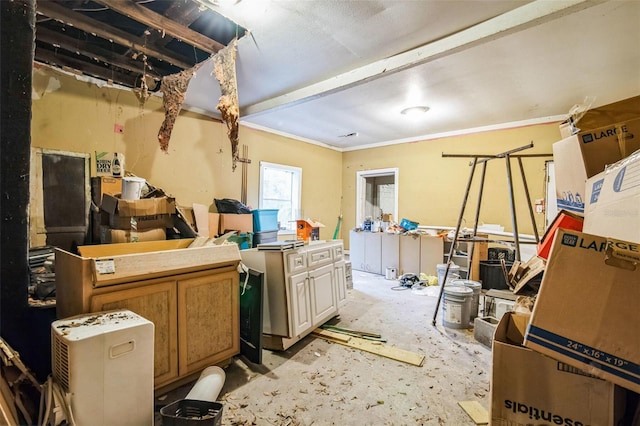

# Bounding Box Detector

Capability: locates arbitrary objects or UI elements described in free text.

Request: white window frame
[259,161,302,234]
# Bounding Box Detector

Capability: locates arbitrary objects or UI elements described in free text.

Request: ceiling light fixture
[400,106,430,116]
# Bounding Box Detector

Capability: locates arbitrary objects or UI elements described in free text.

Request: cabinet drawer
[307,247,333,267]
[287,251,307,274]
[331,244,344,261]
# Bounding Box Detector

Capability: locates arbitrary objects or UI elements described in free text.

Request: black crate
[253,230,278,247]
[160,400,223,426]
[487,247,515,262]
[479,260,513,290]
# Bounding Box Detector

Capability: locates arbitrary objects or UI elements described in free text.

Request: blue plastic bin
[399,218,419,231]
[252,209,279,232]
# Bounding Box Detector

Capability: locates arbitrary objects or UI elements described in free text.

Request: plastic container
[442,285,473,329]
[121,176,145,200]
[450,279,482,319]
[399,218,418,231]
[436,263,461,287]
[228,233,252,250]
[479,260,513,290]
[253,230,278,246]
[252,209,279,232]
[160,400,223,426]
[385,266,397,280]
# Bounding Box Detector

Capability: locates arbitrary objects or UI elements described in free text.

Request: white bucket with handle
[121,176,146,200]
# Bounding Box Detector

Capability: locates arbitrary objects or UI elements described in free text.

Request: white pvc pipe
[185,366,226,402]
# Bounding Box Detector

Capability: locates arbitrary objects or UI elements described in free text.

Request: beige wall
[31,67,343,241]
[341,123,562,246]
[31,66,562,247]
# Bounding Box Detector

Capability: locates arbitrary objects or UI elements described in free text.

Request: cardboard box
[219,213,252,234]
[552,118,640,214]
[296,219,325,241]
[584,149,640,243]
[208,213,220,237]
[100,226,166,243]
[492,312,621,425]
[91,176,122,206]
[537,210,583,260]
[524,229,640,393]
[108,213,173,230]
[101,194,176,217]
[563,95,640,136]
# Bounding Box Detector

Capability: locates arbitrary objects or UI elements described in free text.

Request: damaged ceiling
[34,0,640,150]
[34,0,245,91]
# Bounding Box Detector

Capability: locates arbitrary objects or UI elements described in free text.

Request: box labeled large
[584,149,640,243]
[537,209,583,260]
[491,313,618,425]
[552,118,640,213]
[524,229,640,393]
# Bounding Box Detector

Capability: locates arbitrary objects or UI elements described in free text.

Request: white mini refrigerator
[51,309,154,425]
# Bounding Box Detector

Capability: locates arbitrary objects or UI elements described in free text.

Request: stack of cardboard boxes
[91,175,177,244]
[490,96,640,424]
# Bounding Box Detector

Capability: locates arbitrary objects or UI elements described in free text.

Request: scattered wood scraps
[312,328,424,367]
[458,400,489,425]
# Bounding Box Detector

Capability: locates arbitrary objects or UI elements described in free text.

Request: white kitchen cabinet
[349,231,382,274]
[240,241,347,350]
[381,233,400,273]
[289,271,312,337]
[399,234,421,275]
[334,260,347,308]
[351,233,443,277]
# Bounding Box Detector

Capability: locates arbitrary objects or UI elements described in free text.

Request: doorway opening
[356,168,399,227]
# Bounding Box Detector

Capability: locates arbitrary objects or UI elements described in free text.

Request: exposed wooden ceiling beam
[36,26,163,81]
[93,0,224,54]
[36,1,194,70]
[35,47,139,88]
[139,0,203,51]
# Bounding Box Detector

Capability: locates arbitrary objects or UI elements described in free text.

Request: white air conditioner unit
[51,309,154,426]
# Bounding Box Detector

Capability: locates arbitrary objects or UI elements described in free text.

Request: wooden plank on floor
[314,330,424,367]
[312,328,351,343]
[458,400,489,425]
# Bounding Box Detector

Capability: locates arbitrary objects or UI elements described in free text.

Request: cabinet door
[399,235,421,275]
[309,264,337,325]
[334,260,347,308]
[364,233,382,274]
[90,281,178,388]
[288,271,312,337]
[177,270,239,376]
[381,233,400,272]
[349,231,366,272]
[419,235,444,276]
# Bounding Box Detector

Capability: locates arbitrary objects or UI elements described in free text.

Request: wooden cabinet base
[262,333,306,351]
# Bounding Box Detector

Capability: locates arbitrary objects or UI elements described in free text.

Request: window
[259,162,302,232]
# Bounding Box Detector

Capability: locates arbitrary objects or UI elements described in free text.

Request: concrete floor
[156,271,493,426]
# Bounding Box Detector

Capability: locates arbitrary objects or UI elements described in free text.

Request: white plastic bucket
[437,263,460,286]
[121,176,146,200]
[385,266,397,280]
[450,279,482,319]
[185,366,226,402]
[442,285,472,329]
